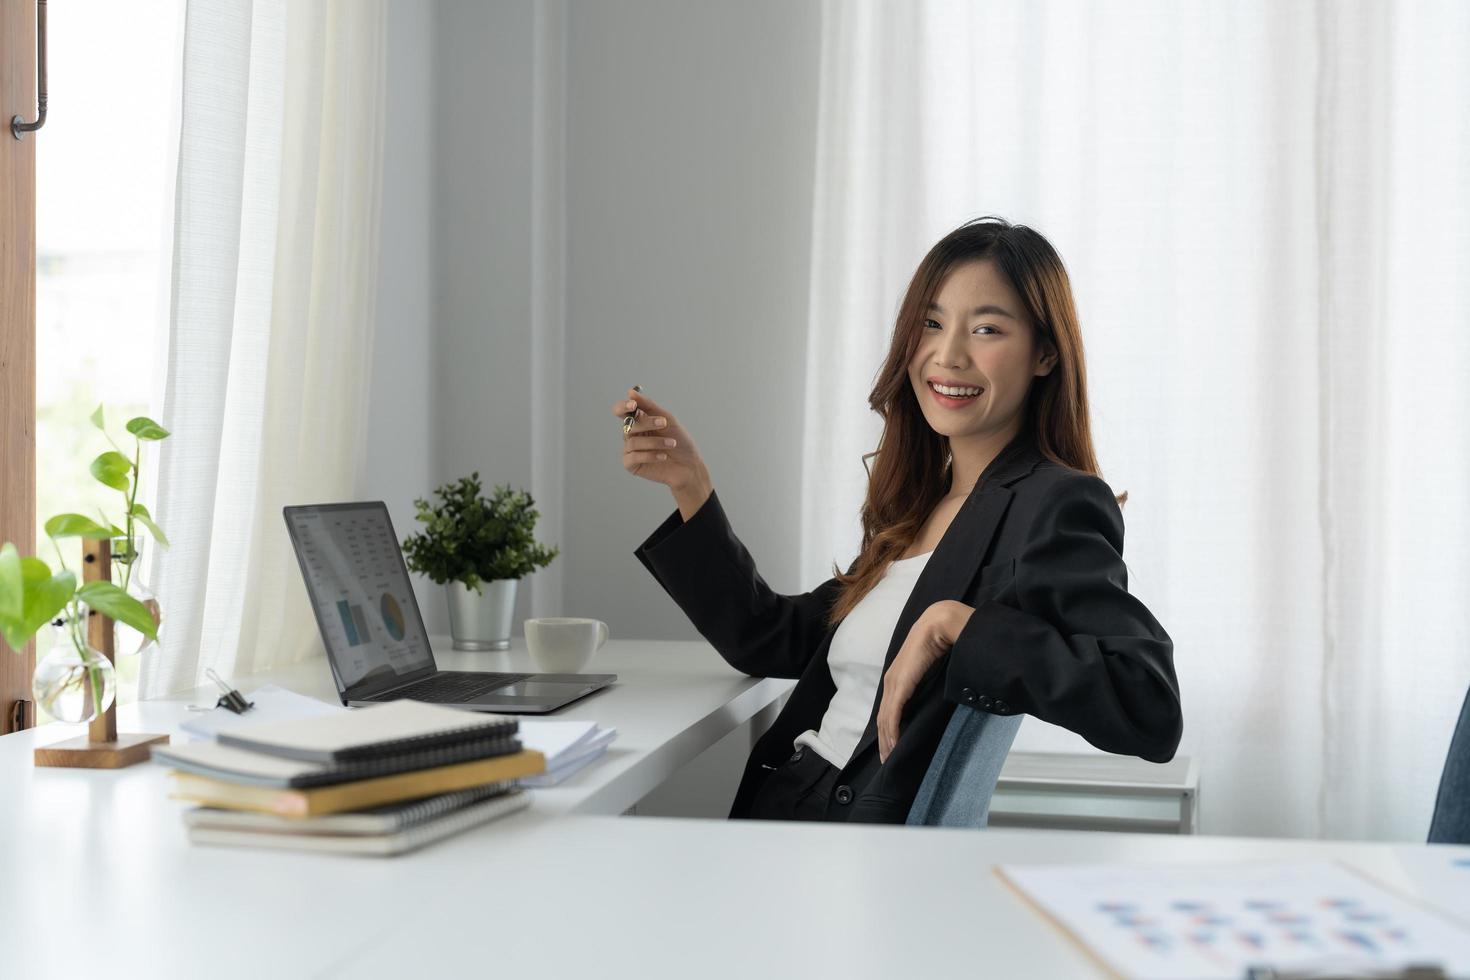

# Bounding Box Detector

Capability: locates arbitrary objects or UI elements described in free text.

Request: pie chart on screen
[380,593,406,641]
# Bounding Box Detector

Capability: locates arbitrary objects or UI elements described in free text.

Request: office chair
[905,704,1023,827]
[1427,682,1470,844]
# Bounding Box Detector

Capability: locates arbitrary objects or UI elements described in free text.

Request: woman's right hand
[610,387,710,496]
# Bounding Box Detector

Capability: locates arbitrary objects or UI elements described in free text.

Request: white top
[793,549,934,768]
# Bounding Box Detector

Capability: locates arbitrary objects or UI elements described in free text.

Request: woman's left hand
[877,600,975,763]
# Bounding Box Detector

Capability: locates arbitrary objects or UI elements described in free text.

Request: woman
[612,216,1182,824]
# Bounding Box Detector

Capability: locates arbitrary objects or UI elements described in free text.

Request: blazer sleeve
[942,473,1183,763]
[633,489,845,679]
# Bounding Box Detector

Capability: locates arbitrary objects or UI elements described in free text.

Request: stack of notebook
[151,700,546,856]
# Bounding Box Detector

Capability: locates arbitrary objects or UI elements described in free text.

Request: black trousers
[746,745,843,821]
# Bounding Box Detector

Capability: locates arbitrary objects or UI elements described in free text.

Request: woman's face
[906,257,1056,444]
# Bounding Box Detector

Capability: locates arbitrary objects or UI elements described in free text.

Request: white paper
[180,684,346,740]
[519,744,611,787]
[515,719,616,765]
[999,859,1470,980]
[1391,847,1470,927]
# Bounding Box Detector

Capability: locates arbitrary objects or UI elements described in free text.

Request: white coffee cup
[524,617,608,674]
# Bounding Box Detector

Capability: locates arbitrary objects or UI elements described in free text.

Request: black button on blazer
[633,430,1183,824]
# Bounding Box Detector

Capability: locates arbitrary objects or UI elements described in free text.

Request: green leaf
[90,404,106,431]
[131,504,170,548]
[126,417,170,440]
[0,543,22,628]
[76,582,157,641]
[19,561,74,643]
[1,615,31,656]
[90,451,133,492]
[0,552,75,654]
[44,514,114,540]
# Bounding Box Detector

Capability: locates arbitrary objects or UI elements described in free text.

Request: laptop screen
[283,502,436,700]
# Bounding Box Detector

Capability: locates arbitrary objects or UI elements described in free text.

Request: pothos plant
[0,406,171,720]
[401,472,559,594]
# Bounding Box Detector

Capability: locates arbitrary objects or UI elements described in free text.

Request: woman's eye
[923,319,998,335]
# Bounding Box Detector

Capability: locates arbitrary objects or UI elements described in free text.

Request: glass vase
[32,622,117,725]
[110,537,162,659]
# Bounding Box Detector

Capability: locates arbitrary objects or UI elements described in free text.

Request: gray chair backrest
[1428,684,1470,844]
[906,704,1023,827]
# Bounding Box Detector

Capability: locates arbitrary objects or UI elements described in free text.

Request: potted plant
[401,473,558,650]
[0,406,170,724]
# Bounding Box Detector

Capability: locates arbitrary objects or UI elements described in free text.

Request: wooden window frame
[2,0,39,734]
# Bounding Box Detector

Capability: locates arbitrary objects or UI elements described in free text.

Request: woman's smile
[927,380,985,408]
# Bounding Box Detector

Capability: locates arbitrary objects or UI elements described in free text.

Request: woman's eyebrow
[927,301,1017,320]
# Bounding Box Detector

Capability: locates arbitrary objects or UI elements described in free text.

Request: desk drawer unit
[987,752,1199,834]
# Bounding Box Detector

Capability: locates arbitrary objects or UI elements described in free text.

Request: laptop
[283,501,616,713]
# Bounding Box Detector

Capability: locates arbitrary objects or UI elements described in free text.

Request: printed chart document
[997,859,1470,980]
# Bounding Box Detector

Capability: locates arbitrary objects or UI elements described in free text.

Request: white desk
[118,636,793,817]
[4,638,1467,979]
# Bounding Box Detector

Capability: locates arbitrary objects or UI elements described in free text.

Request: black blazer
[633,430,1183,824]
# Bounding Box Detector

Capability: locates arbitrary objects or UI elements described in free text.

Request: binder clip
[205,668,254,715]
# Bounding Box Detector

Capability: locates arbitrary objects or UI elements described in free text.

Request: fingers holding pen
[612,386,708,488]
[609,397,669,437]
[627,409,670,436]
[618,386,643,435]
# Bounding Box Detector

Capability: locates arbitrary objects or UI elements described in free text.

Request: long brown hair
[824,215,1123,631]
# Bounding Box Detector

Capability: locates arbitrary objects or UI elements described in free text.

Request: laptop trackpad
[489,681,596,699]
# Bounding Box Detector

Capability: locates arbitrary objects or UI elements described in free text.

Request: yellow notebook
[168,749,546,818]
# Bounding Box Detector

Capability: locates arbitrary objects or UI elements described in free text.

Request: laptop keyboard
[376,671,532,703]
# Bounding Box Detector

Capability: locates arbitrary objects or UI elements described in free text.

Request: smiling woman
[631,215,1180,825]
[831,216,1122,630]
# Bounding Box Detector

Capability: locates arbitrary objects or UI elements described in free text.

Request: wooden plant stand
[33,538,169,768]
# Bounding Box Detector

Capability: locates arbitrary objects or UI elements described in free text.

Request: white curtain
[803,0,1470,841]
[141,0,388,698]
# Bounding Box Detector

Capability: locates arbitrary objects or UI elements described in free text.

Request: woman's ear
[1034,341,1059,377]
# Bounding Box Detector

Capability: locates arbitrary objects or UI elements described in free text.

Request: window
[34,1,183,720]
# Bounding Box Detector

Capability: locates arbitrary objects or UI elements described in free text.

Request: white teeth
[931,382,982,397]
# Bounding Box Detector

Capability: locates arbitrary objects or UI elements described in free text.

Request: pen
[622,384,642,435]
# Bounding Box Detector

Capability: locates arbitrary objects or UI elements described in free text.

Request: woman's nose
[937,327,970,366]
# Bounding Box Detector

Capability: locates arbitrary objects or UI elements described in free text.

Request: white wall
[562,0,823,640]
[372,0,824,644]
[371,0,546,638]
[367,0,439,628]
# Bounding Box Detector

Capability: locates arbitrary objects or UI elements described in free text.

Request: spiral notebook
[215,699,518,764]
[152,735,524,788]
[183,781,519,834]
[166,751,545,817]
[186,788,534,855]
